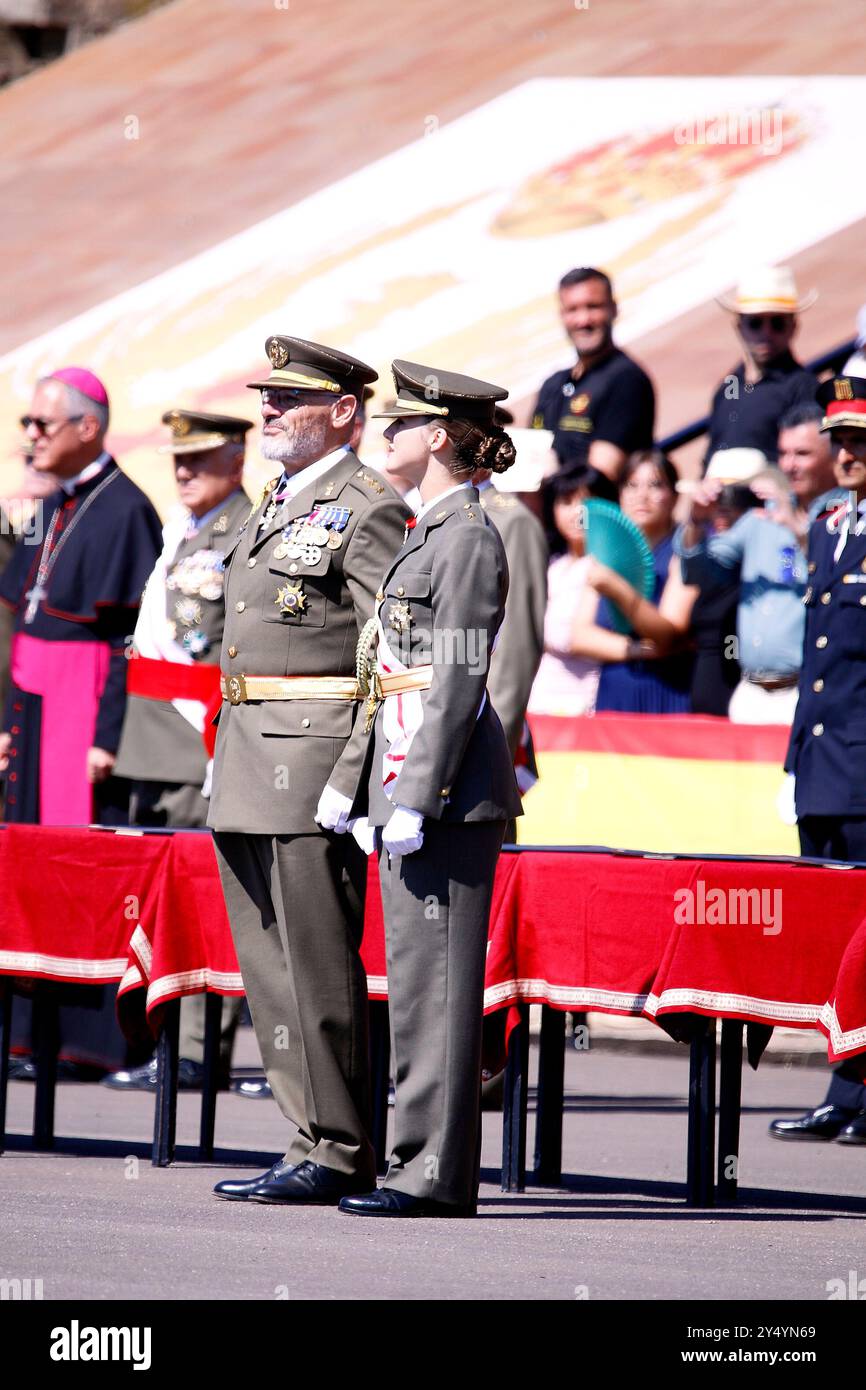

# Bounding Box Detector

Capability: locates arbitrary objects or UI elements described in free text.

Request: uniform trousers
[799,815,866,1112]
[378,818,505,1208]
[213,829,375,1181]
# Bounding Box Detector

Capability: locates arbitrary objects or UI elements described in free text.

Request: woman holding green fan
[570,450,698,713]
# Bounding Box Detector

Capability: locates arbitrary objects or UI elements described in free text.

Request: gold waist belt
[220,668,433,706]
[220,674,361,705]
[377,666,434,696]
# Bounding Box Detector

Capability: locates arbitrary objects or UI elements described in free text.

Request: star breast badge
[275,580,307,615]
[388,599,412,633]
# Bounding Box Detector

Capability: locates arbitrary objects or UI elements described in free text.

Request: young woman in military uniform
[327,360,523,1218]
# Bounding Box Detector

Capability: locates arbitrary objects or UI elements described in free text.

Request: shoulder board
[354,468,385,496]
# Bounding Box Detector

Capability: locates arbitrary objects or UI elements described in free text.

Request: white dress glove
[382,804,425,857]
[200,758,214,800]
[314,784,354,834]
[349,817,377,855]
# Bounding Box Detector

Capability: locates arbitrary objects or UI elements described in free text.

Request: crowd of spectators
[524,263,856,724]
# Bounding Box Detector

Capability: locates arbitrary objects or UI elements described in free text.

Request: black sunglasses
[743,315,791,333]
[20,414,83,434]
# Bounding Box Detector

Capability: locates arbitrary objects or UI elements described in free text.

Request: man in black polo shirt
[705,265,819,464]
[531,267,655,480]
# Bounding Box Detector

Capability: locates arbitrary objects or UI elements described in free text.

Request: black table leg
[686,1017,716,1208]
[198,992,223,1162]
[501,1004,529,1193]
[0,980,11,1157]
[369,1000,391,1177]
[533,1006,565,1186]
[717,1019,744,1204]
[152,998,180,1167]
[32,985,59,1151]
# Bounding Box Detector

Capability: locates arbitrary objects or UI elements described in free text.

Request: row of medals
[272,520,344,566]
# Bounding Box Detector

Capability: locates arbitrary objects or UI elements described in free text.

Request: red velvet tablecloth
[1,827,865,1065]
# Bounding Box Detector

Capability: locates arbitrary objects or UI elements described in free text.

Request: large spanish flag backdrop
[520,715,797,856]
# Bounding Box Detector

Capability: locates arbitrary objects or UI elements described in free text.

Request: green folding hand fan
[583,498,656,635]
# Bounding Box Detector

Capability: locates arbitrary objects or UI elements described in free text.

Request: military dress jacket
[478,485,548,758]
[786,509,866,818]
[207,450,410,834]
[365,485,523,827]
[115,488,251,786]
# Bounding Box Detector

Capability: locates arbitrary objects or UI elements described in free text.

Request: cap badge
[171,413,192,437]
[835,379,855,401]
[269,339,289,369]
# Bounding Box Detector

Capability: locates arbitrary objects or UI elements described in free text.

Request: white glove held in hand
[349,817,376,855]
[315,784,353,834]
[382,805,425,857]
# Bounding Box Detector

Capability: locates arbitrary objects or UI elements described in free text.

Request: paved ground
[2,1027,864,1301]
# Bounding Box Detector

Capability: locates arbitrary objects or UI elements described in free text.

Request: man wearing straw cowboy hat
[705,265,819,465]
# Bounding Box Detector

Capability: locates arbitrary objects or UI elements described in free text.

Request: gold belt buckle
[225,673,248,705]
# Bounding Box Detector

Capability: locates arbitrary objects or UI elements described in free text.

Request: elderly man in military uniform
[105,409,254,1091]
[771,375,866,1144]
[210,337,410,1205]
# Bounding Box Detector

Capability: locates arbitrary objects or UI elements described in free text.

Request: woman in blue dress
[570,450,698,713]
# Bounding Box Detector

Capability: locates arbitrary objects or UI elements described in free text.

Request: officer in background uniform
[105,409,253,1091]
[771,376,866,1144]
[330,361,523,1218]
[210,337,410,1205]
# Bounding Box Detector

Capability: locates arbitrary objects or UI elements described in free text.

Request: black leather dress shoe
[102,1057,224,1092]
[9,1057,103,1082]
[338,1188,477,1218]
[247,1159,370,1205]
[213,1158,297,1201]
[230,1075,273,1100]
[836,1110,866,1145]
[769,1104,855,1141]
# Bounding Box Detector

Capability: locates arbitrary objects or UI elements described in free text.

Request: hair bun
[481,425,517,474]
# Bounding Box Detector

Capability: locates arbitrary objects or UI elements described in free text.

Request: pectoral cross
[23,583,46,624]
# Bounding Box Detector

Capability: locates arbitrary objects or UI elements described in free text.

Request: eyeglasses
[20,414,83,435]
[260,388,336,411]
[743,315,791,333]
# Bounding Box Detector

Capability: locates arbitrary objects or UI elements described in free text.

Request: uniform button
[860,596,866,608]
[376,590,385,602]
[10,726,19,735]
[813,678,824,693]
[816,635,828,649]
[301,718,311,728]
[808,561,816,573]
[235,601,246,613]
[440,787,450,798]
[397,586,405,596]
[289,564,298,575]
[821,592,831,604]
[812,723,824,737]
[228,646,237,658]
[247,558,257,568]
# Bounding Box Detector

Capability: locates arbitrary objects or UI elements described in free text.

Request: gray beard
[260,416,330,470]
